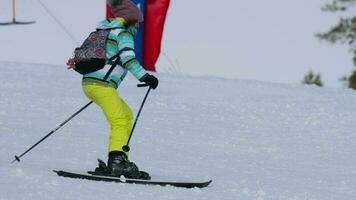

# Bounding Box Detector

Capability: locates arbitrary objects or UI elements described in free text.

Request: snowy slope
[1,61,356,200]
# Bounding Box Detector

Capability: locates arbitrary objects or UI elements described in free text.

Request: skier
[66,0,158,180]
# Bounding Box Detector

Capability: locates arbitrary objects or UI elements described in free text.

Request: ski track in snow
[1,62,356,200]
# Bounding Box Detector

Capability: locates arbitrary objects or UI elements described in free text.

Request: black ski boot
[107,151,151,180]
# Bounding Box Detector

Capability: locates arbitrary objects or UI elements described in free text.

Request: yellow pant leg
[82,83,133,156]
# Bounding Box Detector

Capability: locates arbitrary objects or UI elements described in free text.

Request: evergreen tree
[316,0,356,88]
[302,71,323,87]
[340,70,356,89]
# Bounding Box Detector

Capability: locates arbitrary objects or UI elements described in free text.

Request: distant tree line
[314,0,356,89]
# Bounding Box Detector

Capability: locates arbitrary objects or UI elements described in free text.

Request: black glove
[139,74,159,89]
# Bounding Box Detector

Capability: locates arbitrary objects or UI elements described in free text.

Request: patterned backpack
[73,29,120,75]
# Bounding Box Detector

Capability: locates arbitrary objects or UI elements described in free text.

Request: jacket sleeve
[116,31,147,80]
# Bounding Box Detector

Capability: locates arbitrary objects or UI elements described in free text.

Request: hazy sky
[0,0,354,87]
[159,0,355,87]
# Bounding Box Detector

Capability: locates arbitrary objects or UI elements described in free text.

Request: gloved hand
[139,74,159,89]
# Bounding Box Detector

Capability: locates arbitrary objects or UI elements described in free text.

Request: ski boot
[107,151,151,180]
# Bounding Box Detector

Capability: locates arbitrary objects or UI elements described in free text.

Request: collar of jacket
[96,17,137,36]
[97,17,125,29]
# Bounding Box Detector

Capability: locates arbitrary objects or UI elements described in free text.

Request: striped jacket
[83,18,147,87]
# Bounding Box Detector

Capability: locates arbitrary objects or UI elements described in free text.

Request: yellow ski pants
[82,82,132,155]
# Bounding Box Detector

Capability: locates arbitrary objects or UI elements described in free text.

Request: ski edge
[53,170,212,189]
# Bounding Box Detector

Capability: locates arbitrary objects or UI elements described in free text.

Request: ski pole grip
[137,84,149,88]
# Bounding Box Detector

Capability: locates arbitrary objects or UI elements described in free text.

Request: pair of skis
[53,170,212,189]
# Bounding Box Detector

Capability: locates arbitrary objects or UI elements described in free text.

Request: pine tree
[316,0,356,88]
[340,70,356,89]
[302,71,323,87]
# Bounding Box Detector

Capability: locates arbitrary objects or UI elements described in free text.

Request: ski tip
[201,180,213,188]
[53,170,63,175]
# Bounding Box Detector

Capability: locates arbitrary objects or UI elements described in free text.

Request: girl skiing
[66,0,158,180]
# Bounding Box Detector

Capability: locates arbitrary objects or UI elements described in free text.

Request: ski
[53,170,212,189]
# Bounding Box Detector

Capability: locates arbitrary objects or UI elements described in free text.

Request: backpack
[73,29,120,75]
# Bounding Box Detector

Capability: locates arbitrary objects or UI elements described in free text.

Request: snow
[1,1,356,199]
[1,61,356,199]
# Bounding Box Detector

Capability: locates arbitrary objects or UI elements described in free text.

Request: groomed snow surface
[0,62,356,200]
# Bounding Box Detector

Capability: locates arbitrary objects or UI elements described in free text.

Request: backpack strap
[107,53,120,63]
[102,30,135,81]
[103,56,121,81]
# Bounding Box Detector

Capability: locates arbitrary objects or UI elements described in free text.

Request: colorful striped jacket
[83,18,147,87]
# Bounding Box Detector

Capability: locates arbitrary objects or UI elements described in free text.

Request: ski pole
[11,58,122,163]
[122,84,151,152]
[11,101,93,163]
